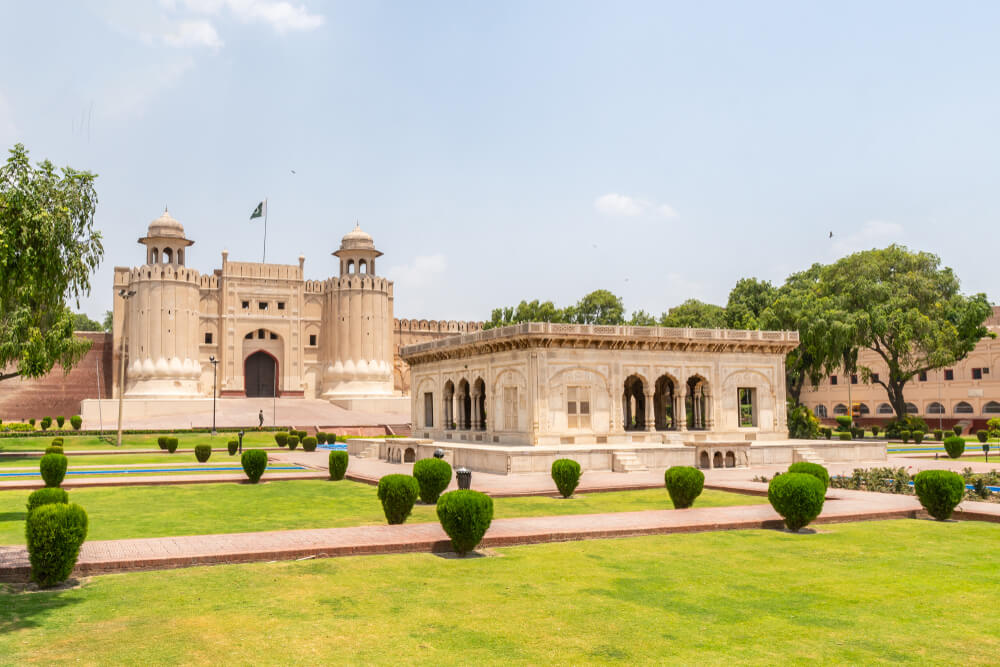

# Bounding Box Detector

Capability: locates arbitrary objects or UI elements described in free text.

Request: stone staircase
[612,451,648,473]
[354,441,380,459]
[793,448,824,465]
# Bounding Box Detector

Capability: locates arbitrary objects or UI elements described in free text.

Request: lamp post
[116,289,136,447]
[209,356,219,436]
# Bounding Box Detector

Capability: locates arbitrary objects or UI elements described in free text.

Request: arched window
[814,405,828,419]
[856,403,871,416]
[162,248,173,264]
[347,259,355,274]
[927,402,945,414]
[905,403,919,414]
[359,259,367,274]
[877,403,894,415]
[954,401,974,414]
[984,401,1000,414]
[833,404,848,416]
[151,248,159,264]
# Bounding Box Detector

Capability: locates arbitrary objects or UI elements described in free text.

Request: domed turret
[138,207,194,266]
[334,222,382,276]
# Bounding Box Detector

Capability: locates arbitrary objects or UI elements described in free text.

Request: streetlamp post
[116,289,136,447]
[209,356,219,436]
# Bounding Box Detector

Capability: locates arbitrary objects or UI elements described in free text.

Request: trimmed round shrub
[27,487,69,512]
[551,459,582,498]
[40,453,68,488]
[436,490,494,555]
[838,431,852,441]
[241,449,268,483]
[933,429,943,441]
[29,418,35,427]
[274,432,289,447]
[194,444,212,462]
[787,461,830,488]
[227,440,239,456]
[25,502,89,587]
[166,437,179,453]
[663,466,705,509]
[298,430,308,441]
[287,435,299,450]
[157,436,168,450]
[413,458,453,504]
[822,427,832,440]
[302,436,318,452]
[51,437,64,446]
[40,416,52,431]
[56,416,65,428]
[913,431,925,444]
[953,424,963,436]
[70,415,82,430]
[900,430,911,443]
[377,474,420,524]
[329,451,349,480]
[914,470,965,520]
[944,436,965,459]
[871,425,880,437]
[834,415,852,431]
[45,446,63,455]
[315,432,327,445]
[977,429,989,443]
[768,473,826,532]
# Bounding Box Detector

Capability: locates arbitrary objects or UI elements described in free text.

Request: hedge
[302,436,318,452]
[933,429,943,441]
[377,474,419,524]
[413,458,453,504]
[157,436,168,450]
[953,424,963,436]
[227,440,239,456]
[55,416,65,428]
[287,435,299,450]
[834,415,852,431]
[436,490,494,555]
[913,431,925,444]
[274,432,288,447]
[194,444,212,462]
[822,427,832,440]
[768,473,826,531]
[315,432,327,445]
[914,470,965,520]
[871,426,880,437]
[40,453,68,488]
[166,437,179,453]
[40,416,52,431]
[27,487,69,512]
[663,466,704,509]
[551,459,582,498]
[241,450,268,483]
[70,415,82,430]
[329,451,349,480]
[944,436,965,459]
[788,461,830,488]
[44,446,63,455]
[977,430,989,443]
[901,430,911,443]
[838,431,852,441]
[25,502,89,587]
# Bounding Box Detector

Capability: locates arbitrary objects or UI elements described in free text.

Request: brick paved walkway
[2,484,997,582]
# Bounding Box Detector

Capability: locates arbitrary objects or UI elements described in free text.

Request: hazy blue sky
[2,1,997,322]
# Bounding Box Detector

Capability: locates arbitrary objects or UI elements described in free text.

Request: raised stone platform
[347,437,888,475]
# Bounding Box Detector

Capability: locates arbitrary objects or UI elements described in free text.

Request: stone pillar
[704,393,714,430]
[678,390,688,431]
[644,392,655,431]
[471,392,480,430]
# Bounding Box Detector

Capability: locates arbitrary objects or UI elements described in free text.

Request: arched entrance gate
[245,351,277,397]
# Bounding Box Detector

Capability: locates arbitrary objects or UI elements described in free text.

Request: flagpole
[262,197,268,263]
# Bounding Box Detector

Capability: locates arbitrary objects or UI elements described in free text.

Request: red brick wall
[0,332,113,423]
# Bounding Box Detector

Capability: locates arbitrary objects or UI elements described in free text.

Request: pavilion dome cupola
[333,222,382,277]
[138,207,194,266]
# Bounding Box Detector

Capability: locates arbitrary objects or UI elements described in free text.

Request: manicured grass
[0,481,763,544]
[0,452,245,469]
[0,431,278,452]
[2,520,998,663]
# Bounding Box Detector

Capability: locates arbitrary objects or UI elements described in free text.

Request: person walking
[258,409,264,429]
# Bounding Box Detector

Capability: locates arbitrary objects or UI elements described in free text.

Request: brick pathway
[2,484,997,582]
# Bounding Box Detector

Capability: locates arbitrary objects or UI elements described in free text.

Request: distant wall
[0,332,113,423]
[392,319,483,393]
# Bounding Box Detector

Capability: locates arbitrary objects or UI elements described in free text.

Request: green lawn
[0,481,763,544]
[0,431,279,452]
[0,452,249,469]
[2,520,998,664]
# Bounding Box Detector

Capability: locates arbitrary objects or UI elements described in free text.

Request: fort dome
[340,223,376,251]
[147,208,186,239]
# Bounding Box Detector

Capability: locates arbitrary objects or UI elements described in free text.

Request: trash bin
[433,448,446,459]
[456,467,472,490]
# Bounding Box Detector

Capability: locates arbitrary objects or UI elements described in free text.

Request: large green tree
[725,277,777,329]
[71,312,102,331]
[484,299,566,329]
[565,289,625,325]
[0,144,103,380]
[659,299,727,328]
[821,245,992,419]
[760,265,855,405]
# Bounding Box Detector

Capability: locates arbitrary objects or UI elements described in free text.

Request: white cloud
[385,254,448,290]
[173,0,325,33]
[832,219,905,255]
[594,193,678,219]
[163,20,223,48]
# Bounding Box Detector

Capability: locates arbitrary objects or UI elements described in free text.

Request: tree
[760,265,855,405]
[484,299,566,329]
[628,309,658,326]
[102,310,113,333]
[725,277,777,329]
[566,290,625,325]
[659,299,727,328]
[71,313,102,331]
[821,245,993,419]
[0,144,103,381]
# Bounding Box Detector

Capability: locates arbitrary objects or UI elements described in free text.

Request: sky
[1,1,998,322]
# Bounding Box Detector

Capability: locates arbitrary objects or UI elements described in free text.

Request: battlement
[223,262,302,281]
[123,264,203,285]
[322,275,393,292]
[395,319,483,334]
